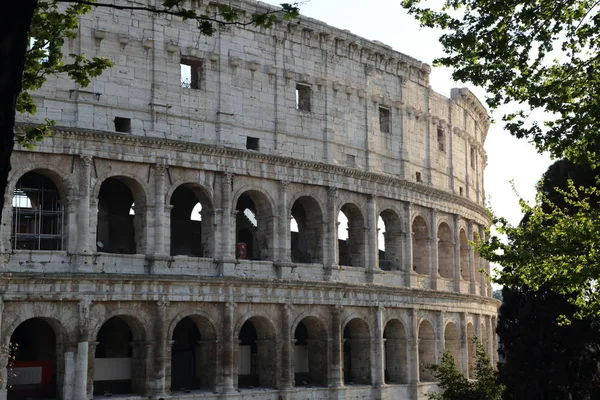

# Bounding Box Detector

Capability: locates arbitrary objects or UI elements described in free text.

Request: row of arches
[8,170,487,288]
[6,312,488,399]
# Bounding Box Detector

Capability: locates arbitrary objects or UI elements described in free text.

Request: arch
[444,322,460,365]
[343,318,371,385]
[169,183,214,257]
[459,229,469,280]
[338,203,366,268]
[170,315,218,393]
[290,196,324,264]
[473,231,483,285]
[7,165,71,201]
[293,316,328,386]
[412,216,430,275]
[93,315,148,396]
[237,316,277,389]
[383,319,407,384]
[11,171,65,251]
[7,318,66,400]
[417,319,436,382]
[234,189,275,261]
[437,222,453,279]
[96,176,147,254]
[379,209,403,271]
[467,323,476,379]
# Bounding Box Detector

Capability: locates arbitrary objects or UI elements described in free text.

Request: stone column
[220,301,236,393]
[77,155,92,253]
[436,311,445,363]
[325,187,339,274]
[452,214,461,292]
[485,316,494,357]
[87,342,98,398]
[407,309,419,384]
[0,300,7,399]
[221,173,235,261]
[278,181,291,263]
[151,299,169,396]
[63,196,78,253]
[63,350,75,400]
[280,303,294,390]
[329,305,343,387]
[430,209,439,289]
[0,195,12,253]
[491,316,498,365]
[153,161,168,256]
[366,195,379,279]
[74,298,91,400]
[467,221,476,294]
[372,306,386,387]
[405,202,417,287]
[460,312,468,374]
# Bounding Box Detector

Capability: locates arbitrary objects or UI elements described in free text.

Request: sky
[261,0,553,227]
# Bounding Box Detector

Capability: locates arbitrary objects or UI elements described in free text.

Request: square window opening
[416,172,422,183]
[346,154,356,168]
[437,126,445,151]
[379,107,391,133]
[181,58,203,89]
[296,84,311,112]
[246,137,259,151]
[114,117,131,133]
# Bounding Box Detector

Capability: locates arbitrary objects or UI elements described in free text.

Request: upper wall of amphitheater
[18,0,490,206]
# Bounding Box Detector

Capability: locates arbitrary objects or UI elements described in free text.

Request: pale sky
[261,0,553,227]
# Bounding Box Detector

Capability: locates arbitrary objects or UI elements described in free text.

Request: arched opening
[437,222,453,279]
[170,184,213,257]
[235,192,274,261]
[94,316,146,396]
[290,196,323,264]
[467,323,476,379]
[294,317,328,386]
[378,210,403,271]
[8,319,59,399]
[343,318,371,385]
[412,216,429,275]
[418,320,436,382]
[97,177,143,254]
[444,322,460,365]
[338,204,365,267]
[459,229,468,280]
[171,316,217,393]
[383,319,407,384]
[12,172,64,251]
[237,317,276,389]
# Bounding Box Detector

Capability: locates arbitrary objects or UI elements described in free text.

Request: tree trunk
[0,0,37,226]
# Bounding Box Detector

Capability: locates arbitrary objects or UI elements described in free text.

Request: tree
[400,0,600,317]
[0,0,299,226]
[427,341,504,400]
[497,285,600,400]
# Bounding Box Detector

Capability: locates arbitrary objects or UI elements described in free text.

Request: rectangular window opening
[296,84,311,112]
[346,154,356,168]
[459,186,464,196]
[470,147,477,169]
[114,117,131,133]
[416,172,422,183]
[246,136,259,151]
[379,107,391,133]
[181,58,203,89]
[437,126,445,151]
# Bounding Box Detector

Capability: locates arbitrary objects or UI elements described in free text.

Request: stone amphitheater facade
[2,1,499,399]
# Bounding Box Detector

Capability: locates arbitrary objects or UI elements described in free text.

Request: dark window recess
[459,187,464,196]
[180,58,203,89]
[296,84,311,111]
[246,137,259,151]
[346,154,356,168]
[437,126,445,151]
[416,172,422,183]
[114,117,131,133]
[470,147,477,169]
[379,107,391,133]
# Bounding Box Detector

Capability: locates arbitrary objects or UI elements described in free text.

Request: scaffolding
[12,173,64,251]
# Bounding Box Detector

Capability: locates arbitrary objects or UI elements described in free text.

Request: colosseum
[2,1,498,399]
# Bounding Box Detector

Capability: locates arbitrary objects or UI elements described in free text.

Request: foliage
[401,0,600,165]
[497,285,600,400]
[19,0,300,148]
[427,341,504,400]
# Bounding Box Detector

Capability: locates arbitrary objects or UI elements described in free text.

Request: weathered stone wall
[2,1,497,399]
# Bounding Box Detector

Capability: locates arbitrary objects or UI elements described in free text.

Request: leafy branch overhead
[20,0,299,148]
[401,0,600,164]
